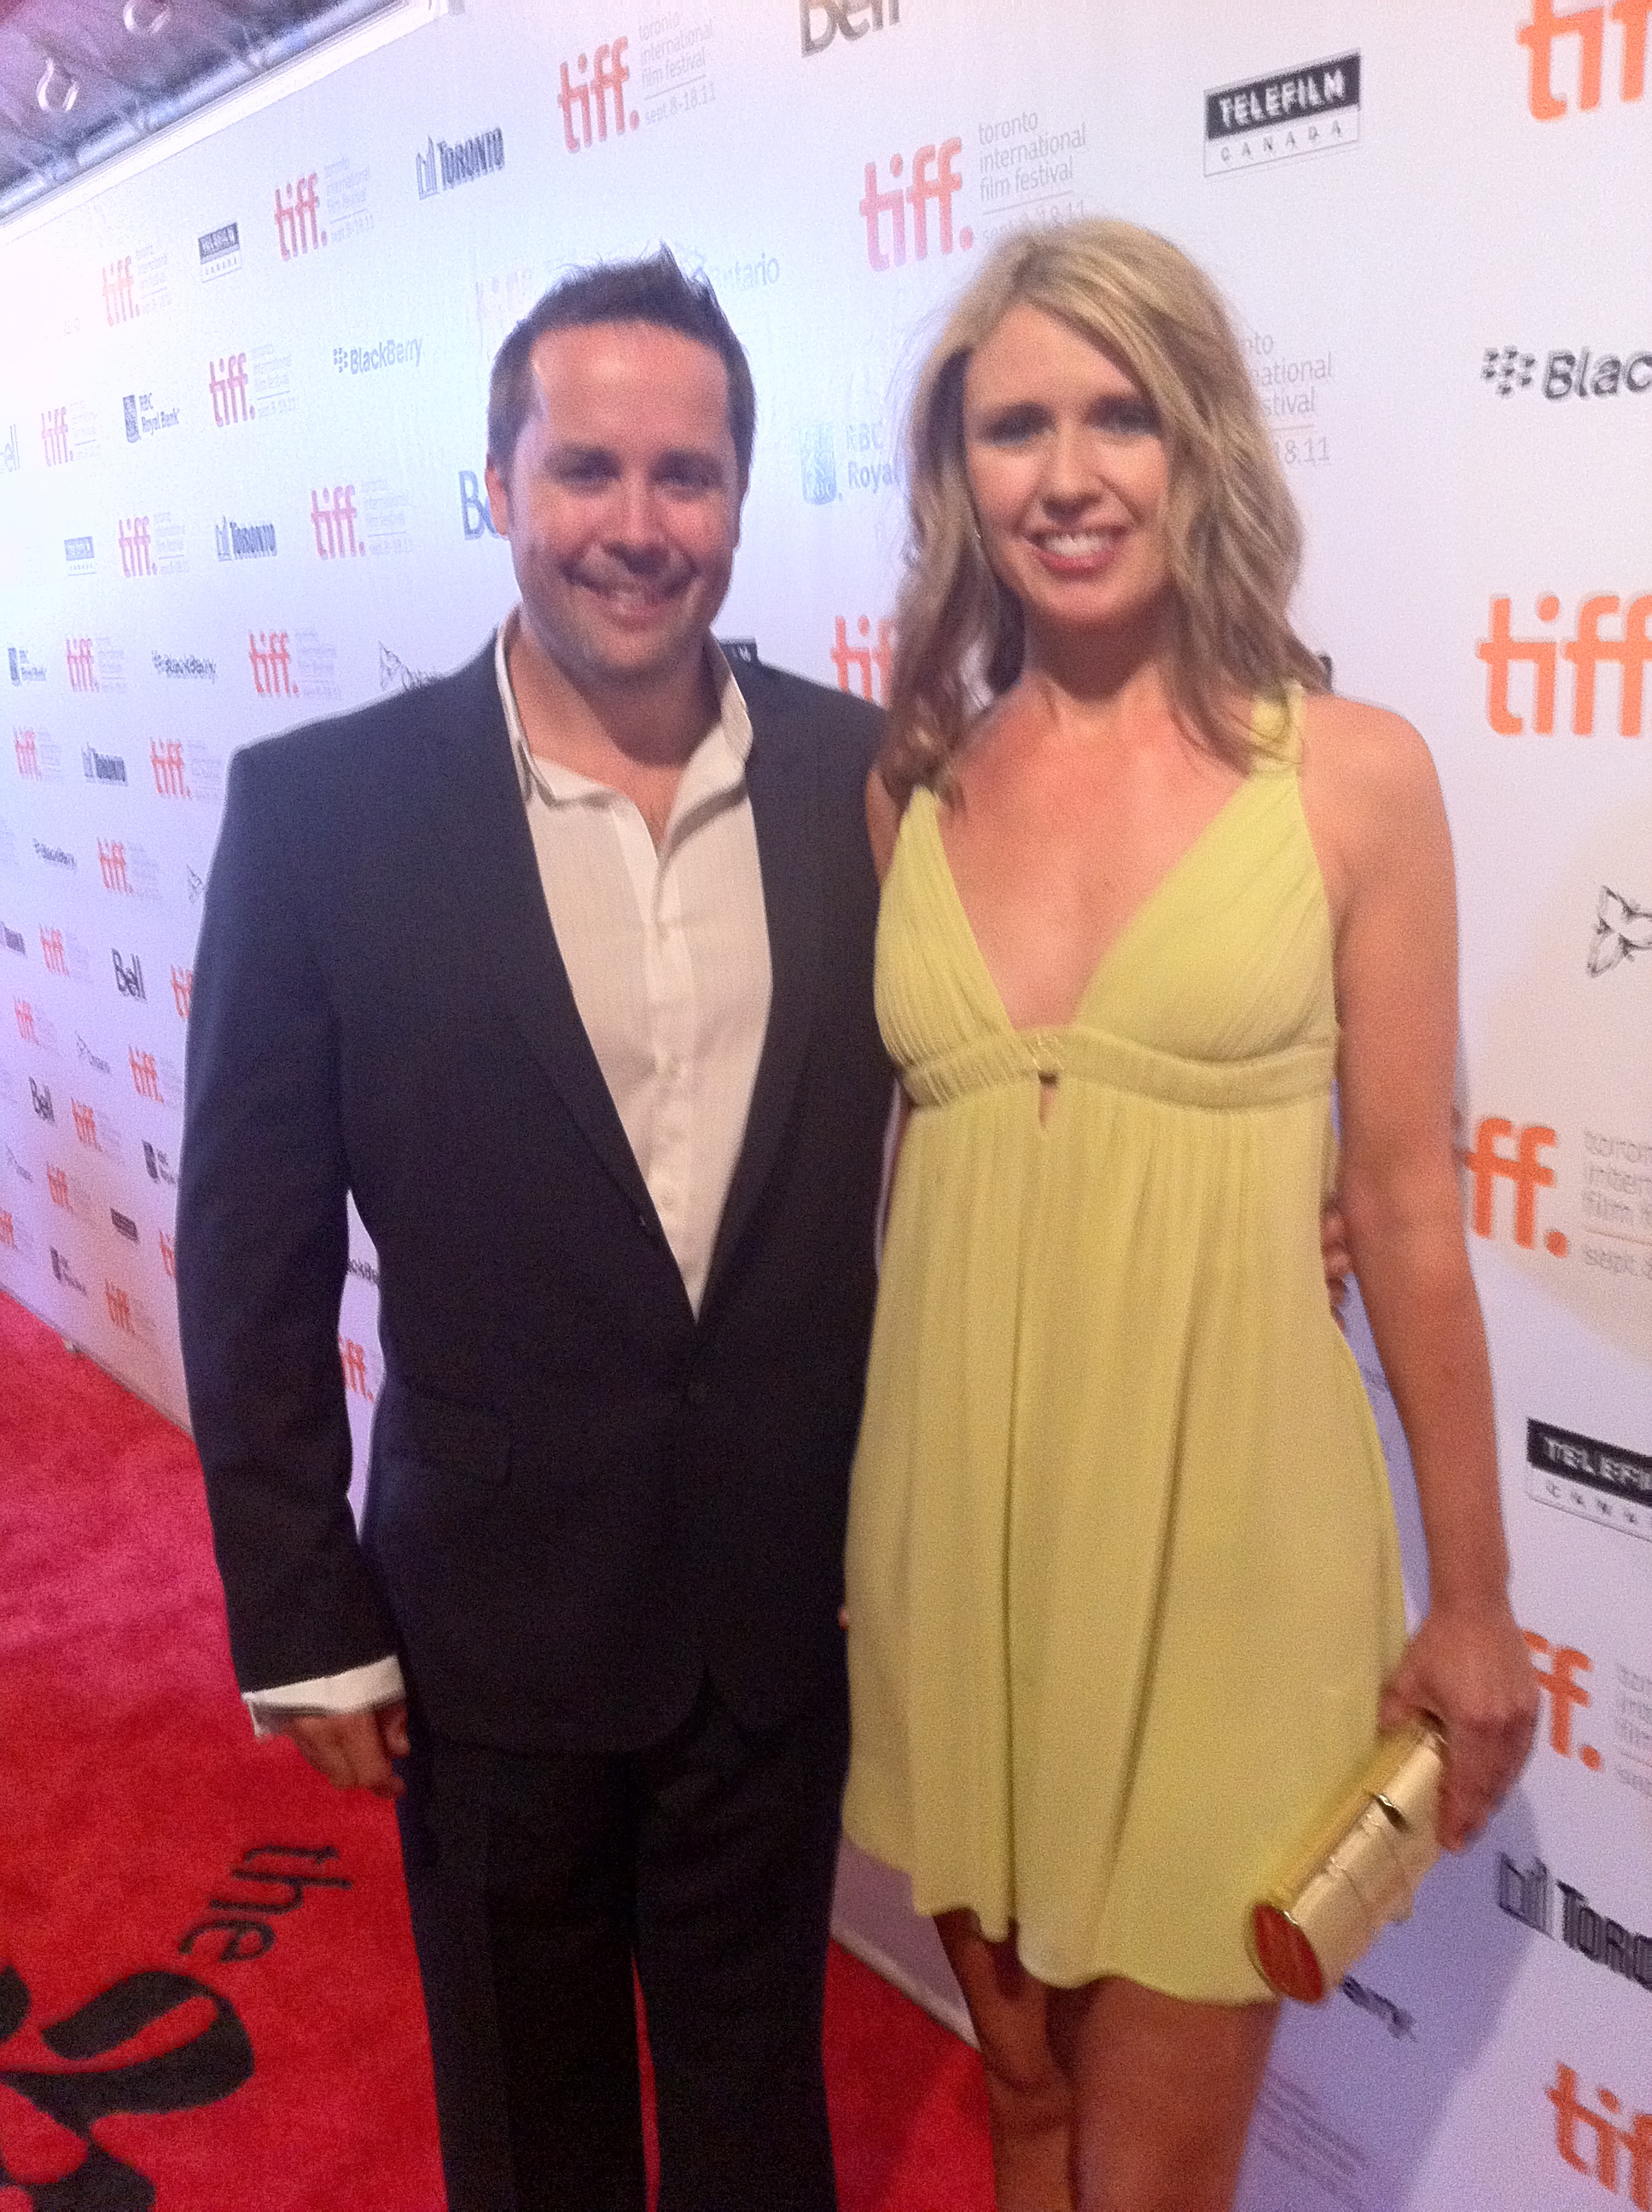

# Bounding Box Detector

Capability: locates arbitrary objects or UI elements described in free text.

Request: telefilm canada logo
[64,535,96,577]
[416,126,505,198]
[801,0,898,55]
[1527,1418,1652,1543]
[1204,51,1360,174]
[1483,344,1652,399]
[198,219,241,281]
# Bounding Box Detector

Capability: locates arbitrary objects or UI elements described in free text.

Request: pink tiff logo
[311,486,363,558]
[117,516,154,579]
[831,615,893,705]
[171,967,193,1019]
[15,730,42,775]
[106,1281,135,1333]
[559,39,636,149]
[41,406,70,466]
[152,740,189,799]
[860,139,970,271]
[102,257,137,325]
[1519,0,1649,118]
[66,638,97,692]
[208,353,251,428]
[340,1336,375,1400]
[275,173,324,258]
[72,1100,98,1148]
[1478,594,1651,734]
[39,928,67,976]
[130,1048,161,1103]
[46,1167,68,1207]
[248,632,295,698]
[98,841,131,894]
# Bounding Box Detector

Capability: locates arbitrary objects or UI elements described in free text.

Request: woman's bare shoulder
[1299,690,1440,813]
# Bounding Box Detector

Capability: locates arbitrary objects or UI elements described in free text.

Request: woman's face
[961,302,1172,647]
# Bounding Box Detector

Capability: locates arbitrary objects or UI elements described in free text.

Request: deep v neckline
[918,768,1261,1038]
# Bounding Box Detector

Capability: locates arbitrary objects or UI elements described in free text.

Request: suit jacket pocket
[382,1384,511,1488]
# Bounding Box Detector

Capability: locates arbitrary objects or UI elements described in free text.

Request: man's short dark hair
[486,248,755,484]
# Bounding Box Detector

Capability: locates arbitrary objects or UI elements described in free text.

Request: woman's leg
[1046,1977,1277,2212]
[934,1911,1074,2212]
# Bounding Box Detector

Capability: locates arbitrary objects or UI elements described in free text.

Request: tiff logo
[171,965,193,1019]
[559,39,635,150]
[39,927,67,976]
[15,1001,36,1045]
[274,173,324,258]
[72,1099,99,1148]
[40,406,70,467]
[340,1336,375,1399]
[1547,2063,1652,2200]
[860,139,970,271]
[208,353,252,428]
[1519,0,1649,119]
[102,257,137,324]
[131,1047,161,1103]
[117,516,154,579]
[15,730,41,777]
[803,0,898,54]
[1525,1633,1602,1767]
[152,741,189,799]
[248,631,295,697]
[0,1212,12,1249]
[113,949,144,1000]
[159,1228,175,1278]
[98,841,131,894]
[106,1281,134,1333]
[311,485,363,558]
[65,637,97,691]
[1458,1115,1567,1255]
[831,614,894,704]
[47,1166,68,1207]
[1479,594,1651,734]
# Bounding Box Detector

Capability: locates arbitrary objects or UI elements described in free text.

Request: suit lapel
[701,683,823,1316]
[422,643,658,1225]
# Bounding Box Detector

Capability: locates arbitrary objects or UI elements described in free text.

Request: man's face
[486,322,743,696]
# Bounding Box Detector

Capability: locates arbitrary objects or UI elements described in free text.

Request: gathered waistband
[904,1025,1336,1112]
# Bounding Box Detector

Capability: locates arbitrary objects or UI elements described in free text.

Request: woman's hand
[1379,1602,1539,1850]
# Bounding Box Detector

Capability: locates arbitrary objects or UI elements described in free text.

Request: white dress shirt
[245,615,771,1730]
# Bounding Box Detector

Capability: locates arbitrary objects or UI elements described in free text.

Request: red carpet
[0,1292,992,2210]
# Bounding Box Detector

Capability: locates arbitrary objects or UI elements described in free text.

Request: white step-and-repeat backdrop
[1,3,1646,2203]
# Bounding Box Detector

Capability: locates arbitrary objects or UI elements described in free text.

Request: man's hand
[276,1700,410,1800]
[1320,1198,1352,1324]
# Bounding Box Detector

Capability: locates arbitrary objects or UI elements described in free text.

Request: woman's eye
[1096,399,1158,437]
[978,407,1044,445]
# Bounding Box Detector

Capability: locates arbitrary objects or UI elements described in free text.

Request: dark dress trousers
[177,638,893,2211]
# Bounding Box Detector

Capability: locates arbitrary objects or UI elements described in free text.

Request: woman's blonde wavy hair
[879,218,1327,804]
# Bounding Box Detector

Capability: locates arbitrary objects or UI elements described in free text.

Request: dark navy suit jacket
[177,639,891,1753]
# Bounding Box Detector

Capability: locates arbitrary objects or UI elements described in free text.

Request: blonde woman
[842,221,1536,2212]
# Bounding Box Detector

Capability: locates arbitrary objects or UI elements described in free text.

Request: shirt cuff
[243,1655,406,1739]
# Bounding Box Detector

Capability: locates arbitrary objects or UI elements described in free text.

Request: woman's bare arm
[1305,695,1537,1849]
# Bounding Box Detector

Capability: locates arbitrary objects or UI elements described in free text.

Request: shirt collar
[496,608,753,814]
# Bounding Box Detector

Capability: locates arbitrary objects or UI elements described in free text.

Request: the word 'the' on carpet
[0,1290,992,2210]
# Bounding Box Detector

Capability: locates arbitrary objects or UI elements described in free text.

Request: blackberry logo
[1484,346,1536,396]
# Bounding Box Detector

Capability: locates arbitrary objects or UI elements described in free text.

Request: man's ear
[484,457,510,537]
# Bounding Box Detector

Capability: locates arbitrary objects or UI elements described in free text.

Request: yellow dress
[842,692,1407,2002]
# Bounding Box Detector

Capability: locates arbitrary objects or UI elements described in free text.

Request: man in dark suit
[177,253,890,2212]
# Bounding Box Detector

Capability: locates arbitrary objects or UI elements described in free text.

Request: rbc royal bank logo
[1520,0,1649,118]
[1477,594,1651,735]
[208,354,252,428]
[802,0,898,54]
[860,139,970,269]
[248,632,295,697]
[559,39,636,150]
[274,172,324,258]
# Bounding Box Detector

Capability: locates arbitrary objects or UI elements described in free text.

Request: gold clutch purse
[1248,1715,1446,2002]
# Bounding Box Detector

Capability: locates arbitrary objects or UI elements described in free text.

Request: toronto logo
[416,126,505,196]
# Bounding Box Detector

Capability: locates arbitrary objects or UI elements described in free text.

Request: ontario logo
[1527,1418,1652,1545]
[1519,0,1649,119]
[559,38,637,149]
[860,138,971,270]
[1476,593,1650,736]
[1205,51,1360,174]
[416,126,505,197]
[1482,344,1652,399]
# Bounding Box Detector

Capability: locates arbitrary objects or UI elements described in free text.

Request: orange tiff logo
[1519,0,1649,119]
[1457,1115,1568,1255]
[1549,2063,1652,2203]
[1478,595,1650,735]
[831,615,893,705]
[1523,1632,1603,1767]
[340,1336,374,1400]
